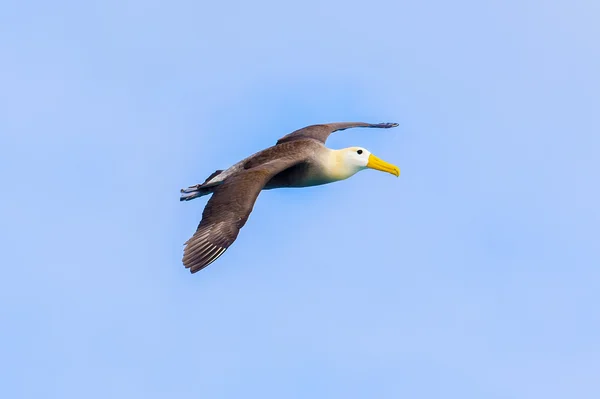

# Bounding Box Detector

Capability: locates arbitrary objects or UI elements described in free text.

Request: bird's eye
[357,150,363,155]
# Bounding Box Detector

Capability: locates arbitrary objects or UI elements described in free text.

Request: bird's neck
[321,149,359,181]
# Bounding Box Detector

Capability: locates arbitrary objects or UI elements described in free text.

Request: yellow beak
[367,154,400,177]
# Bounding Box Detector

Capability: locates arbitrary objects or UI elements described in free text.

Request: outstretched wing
[276,122,399,145]
[183,158,303,273]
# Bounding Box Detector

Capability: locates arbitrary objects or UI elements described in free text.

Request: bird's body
[180,122,400,273]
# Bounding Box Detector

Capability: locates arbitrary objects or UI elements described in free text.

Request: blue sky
[1,0,599,397]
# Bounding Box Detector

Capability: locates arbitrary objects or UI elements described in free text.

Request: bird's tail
[180,184,215,201]
[180,170,225,201]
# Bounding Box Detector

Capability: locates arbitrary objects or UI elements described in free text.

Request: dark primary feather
[182,157,305,273]
[276,122,399,145]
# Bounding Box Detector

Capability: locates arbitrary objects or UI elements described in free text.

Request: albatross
[180,121,400,273]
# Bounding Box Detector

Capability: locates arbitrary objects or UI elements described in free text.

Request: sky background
[1,0,599,398]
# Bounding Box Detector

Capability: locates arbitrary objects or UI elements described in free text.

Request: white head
[330,147,400,181]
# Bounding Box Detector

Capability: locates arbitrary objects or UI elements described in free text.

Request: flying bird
[180,122,400,273]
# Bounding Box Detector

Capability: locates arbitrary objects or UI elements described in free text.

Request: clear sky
[1,0,599,398]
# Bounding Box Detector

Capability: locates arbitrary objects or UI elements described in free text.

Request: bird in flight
[180,122,400,273]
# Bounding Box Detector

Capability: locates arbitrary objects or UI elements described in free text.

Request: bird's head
[332,147,400,180]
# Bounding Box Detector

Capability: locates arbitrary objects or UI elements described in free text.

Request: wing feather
[183,157,305,273]
[276,122,398,145]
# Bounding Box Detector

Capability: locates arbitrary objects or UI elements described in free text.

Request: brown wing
[276,122,399,145]
[182,158,303,273]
